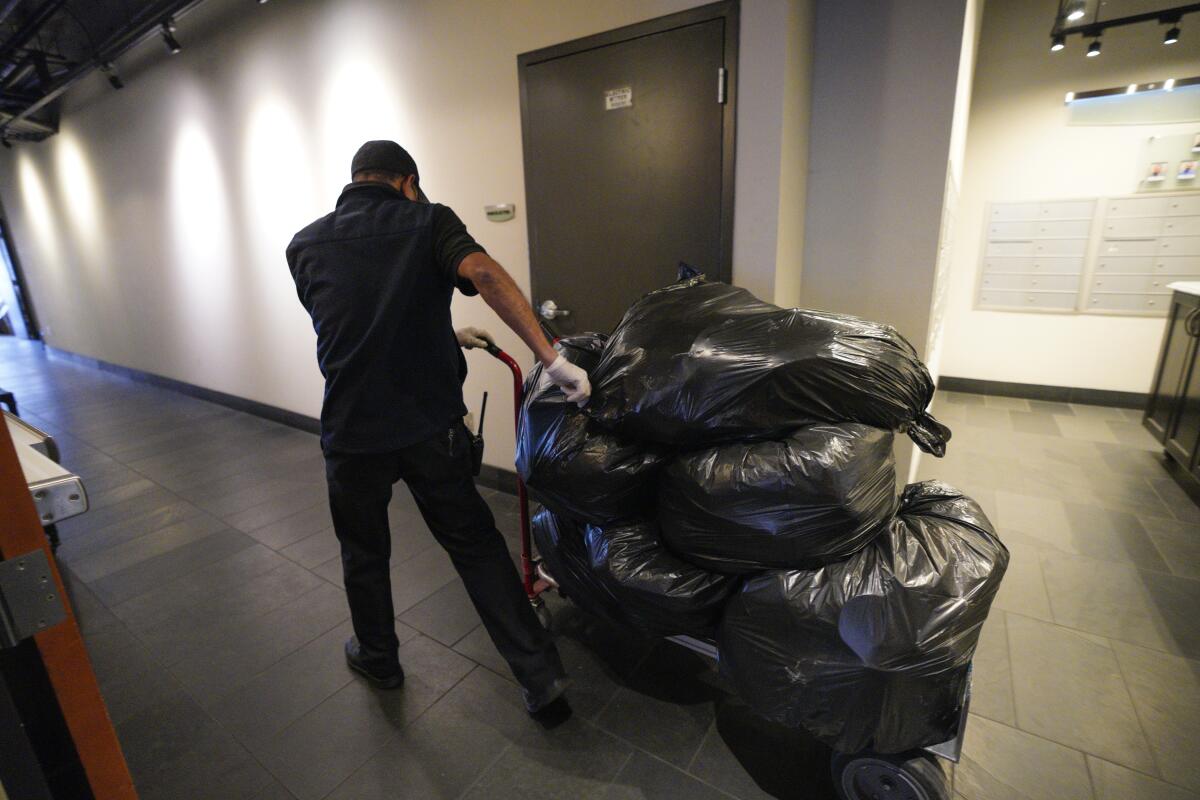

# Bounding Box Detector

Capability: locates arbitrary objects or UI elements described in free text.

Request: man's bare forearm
[458,253,558,367]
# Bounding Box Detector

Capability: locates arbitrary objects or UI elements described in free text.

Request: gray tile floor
[2,336,1198,799]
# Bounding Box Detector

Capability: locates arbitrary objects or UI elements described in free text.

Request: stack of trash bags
[517,271,1008,754]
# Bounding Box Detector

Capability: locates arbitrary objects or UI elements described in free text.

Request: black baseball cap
[350,140,419,182]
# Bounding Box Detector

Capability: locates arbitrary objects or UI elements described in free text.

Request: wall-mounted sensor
[485,204,515,222]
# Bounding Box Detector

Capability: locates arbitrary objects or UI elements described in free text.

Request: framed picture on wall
[1180,161,1198,181]
[1147,161,1167,182]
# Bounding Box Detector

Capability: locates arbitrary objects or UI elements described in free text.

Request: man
[286,140,589,725]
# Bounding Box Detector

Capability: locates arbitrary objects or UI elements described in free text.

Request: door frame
[517,0,739,304]
[0,203,41,340]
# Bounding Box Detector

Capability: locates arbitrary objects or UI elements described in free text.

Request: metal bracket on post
[0,549,67,649]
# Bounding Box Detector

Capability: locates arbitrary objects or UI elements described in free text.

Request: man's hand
[545,355,591,407]
[456,327,495,350]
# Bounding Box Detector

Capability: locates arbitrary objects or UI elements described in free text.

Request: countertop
[1168,282,1200,297]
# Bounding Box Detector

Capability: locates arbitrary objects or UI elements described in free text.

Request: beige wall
[939,0,1199,393]
[923,0,984,387]
[772,0,813,308]
[0,0,810,470]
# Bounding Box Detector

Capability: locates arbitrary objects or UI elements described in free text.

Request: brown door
[519,2,737,336]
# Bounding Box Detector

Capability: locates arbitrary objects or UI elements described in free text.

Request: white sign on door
[605,87,632,111]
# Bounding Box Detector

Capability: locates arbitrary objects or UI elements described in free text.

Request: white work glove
[546,354,591,407]
[456,327,495,350]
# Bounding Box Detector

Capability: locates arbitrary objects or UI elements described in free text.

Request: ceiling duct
[0,0,208,143]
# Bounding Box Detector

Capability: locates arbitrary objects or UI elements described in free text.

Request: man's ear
[404,174,419,201]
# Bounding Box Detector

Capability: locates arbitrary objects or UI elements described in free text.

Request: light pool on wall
[317,52,409,200]
[54,132,106,265]
[241,91,322,371]
[17,151,60,271]
[167,117,244,378]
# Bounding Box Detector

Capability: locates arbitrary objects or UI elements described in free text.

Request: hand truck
[479,344,968,800]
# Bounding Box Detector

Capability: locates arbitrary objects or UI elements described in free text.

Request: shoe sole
[346,657,405,690]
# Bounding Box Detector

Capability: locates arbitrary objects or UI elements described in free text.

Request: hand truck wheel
[831,750,950,800]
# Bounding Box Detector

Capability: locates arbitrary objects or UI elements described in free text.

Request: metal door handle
[1185,307,1200,337]
[539,300,571,320]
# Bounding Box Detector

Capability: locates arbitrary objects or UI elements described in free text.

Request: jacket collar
[338,180,409,205]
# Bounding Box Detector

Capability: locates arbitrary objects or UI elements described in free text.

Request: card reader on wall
[485,204,515,222]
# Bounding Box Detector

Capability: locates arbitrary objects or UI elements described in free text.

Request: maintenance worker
[286,140,589,725]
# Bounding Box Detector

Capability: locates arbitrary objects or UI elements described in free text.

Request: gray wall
[801,0,972,482]
[801,0,969,355]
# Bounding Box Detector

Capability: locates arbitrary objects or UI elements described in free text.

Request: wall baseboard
[47,347,324,434]
[45,346,523,495]
[477,463,521,495]
[938,376,1147,409]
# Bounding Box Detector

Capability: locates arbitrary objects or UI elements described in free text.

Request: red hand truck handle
[484,344,538,600]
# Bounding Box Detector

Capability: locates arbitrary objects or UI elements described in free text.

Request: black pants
[324,422,564,694]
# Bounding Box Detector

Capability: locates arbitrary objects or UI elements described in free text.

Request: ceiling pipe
[0,0,25,29]
[0,0,69,69]
[0,0,206,140]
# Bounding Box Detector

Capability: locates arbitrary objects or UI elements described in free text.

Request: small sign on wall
[605,87,632,111]
[484,204,515,222]
[1139,133,1200,193]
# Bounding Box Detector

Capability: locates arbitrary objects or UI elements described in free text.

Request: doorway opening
[0,212,38,340]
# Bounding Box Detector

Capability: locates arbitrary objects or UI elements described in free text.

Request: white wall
[923,0,984,386]
[0,0,808,471]
[939,0,1199,393]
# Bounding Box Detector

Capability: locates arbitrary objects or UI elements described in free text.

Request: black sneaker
[523,677,573,729]
[344,637,405,690]
[528,696,572,729]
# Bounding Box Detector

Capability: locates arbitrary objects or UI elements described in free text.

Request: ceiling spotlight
[1087,38,1101,57]
[1065,0,1086,22]
[1165,78,1176,92]
[1164,26,1180,44]
[1050,34,1066,51]
[161,19,181,54]
[1064,91,1075,104]
[1127,83,1138,94]
[100,62,123,90]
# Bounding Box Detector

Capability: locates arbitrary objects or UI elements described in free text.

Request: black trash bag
[586,274,950,455]
[585,518,733,638]
[659,423,898,573]
[717,481,1008,754]
[531,507,625,626]
[517,334,666,524]
[532,508,733,638]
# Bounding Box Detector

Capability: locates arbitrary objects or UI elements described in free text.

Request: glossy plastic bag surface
[659,424,899,572]
[517,334,666,524]
[585,518,733,637]
[530,507,624,626]
[586,276,950,454]
[531,508,732,638]
[717,481,1008,753]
